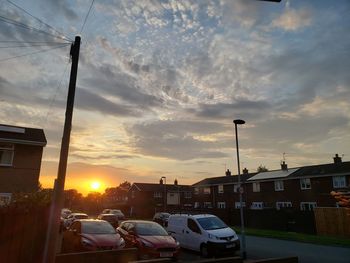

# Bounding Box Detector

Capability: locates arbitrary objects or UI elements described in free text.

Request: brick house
[192,156,349,212]
[192,169,256,210]
[128,180,193,218]
[0,124,46,205]
[246,157,350,211]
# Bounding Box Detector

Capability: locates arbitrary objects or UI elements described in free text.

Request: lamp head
[233,119,245,125]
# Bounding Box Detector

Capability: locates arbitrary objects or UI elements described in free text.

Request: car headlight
[208,233,220,240]
[141,240,154,248]
[81,237,94,247]
[176,241,180,247]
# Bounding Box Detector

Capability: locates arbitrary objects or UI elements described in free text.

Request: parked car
[153,212,171,227]
[98,213,119,228]
[61,219,125,253]
[61,208,72,219]
[117,220,180,260]
[102,209,125,220]
[64,213,88,229]
[167,214,240,257]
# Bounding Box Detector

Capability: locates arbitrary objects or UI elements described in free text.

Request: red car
[61,219,125,253]
[117,220,180,260]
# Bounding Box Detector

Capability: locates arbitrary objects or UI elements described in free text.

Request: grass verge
[231,226,350,248]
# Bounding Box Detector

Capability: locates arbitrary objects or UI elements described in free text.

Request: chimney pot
[281,161,288,171]
[225,169,231,177]
[333,154,342,164]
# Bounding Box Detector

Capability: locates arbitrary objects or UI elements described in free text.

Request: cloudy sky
[1,0,349,194]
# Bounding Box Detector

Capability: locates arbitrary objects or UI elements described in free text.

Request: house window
[194,187,199,195]
[131,191,136,199]
[274,180,284,191]
[154,192,162,198]
[300,178,311,190]
[217,202,226,209]
[235,202,246,209]
[300,202,317,211]
[218,185,224,194]
[276,202,292,210]
[203,187,211,194]
[184,192,192,198]
[204,202,212,208]
[333,176,346,188]
[0,193,11,206]
[250,202,263,210]
[253,182,260,192]
[194,202,200,208]
[233,184,239,193]
[0,143,14,166]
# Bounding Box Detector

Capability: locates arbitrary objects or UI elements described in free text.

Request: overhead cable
[0,43,70,62]
[6,0,73,41]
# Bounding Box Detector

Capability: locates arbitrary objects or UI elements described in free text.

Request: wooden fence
[314,207,350,237]
[0,206,50,262]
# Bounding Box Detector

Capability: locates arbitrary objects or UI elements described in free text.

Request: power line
[42,62,70,128]
[0,43,70,48]
[0,40,68,44]
[80,0,95,34]
[0,43,70,62]
[0,15,71,42]
[6,0,73,42]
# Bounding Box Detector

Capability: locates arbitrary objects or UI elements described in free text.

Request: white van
[166,214,240,257]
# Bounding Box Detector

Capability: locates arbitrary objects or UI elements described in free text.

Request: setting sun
[90,181,101,191]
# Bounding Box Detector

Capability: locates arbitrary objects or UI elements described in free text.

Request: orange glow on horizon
[90,181,101,191]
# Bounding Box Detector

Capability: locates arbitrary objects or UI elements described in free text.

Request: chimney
[174,179,178,185]
[243,168,249,174]
[159,178,163,185]
[333,154,342,164]
[225,169,231,177]
[281,161,288,171]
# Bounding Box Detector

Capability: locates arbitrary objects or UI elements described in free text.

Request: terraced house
[0,124,46,205]
[193,155,349,211]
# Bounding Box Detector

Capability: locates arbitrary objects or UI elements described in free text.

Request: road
[178,236,350,263]
[244,235,350,263]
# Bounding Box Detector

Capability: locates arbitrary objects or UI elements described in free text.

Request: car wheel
[200,244,210,258]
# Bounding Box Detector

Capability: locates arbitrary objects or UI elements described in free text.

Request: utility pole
[43,35,81,263]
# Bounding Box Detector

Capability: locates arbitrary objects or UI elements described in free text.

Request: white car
[167,214,240,257]
[64,213,88,229]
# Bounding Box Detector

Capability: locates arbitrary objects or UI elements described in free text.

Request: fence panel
[314,207,350,237]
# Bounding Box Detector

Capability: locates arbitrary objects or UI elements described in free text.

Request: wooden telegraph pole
[43,35,81,263]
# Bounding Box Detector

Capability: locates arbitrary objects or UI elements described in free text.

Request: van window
[187,218,201,234]
[197,216,227,230]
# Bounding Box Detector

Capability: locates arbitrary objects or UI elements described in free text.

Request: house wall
[0,144,44,193]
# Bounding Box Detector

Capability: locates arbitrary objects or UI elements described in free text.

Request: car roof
[170,213,216,219]
[77,219,106,223]
[121,220,157,224]
[71,213,88,216]
[99,213,117,216]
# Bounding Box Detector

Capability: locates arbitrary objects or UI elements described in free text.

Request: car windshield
[111,210,123,215]
[197,217,227,230]
[161,213,170,218]
[82,221,116,234]
[102,215,117,221]
[135,222,168,236]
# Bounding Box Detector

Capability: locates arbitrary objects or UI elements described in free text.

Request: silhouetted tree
[257,165,269,172]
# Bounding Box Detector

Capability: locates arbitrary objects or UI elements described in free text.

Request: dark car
[102,209,125,220]
[117,220,180,260]
[61,219,125,253]
[98,213,119,228]
[153,212,171,227]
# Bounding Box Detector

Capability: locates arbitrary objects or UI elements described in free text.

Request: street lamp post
[233,119,246,260]
[161,176,167,212]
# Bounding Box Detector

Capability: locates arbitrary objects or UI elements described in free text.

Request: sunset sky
[0,0,349,195]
